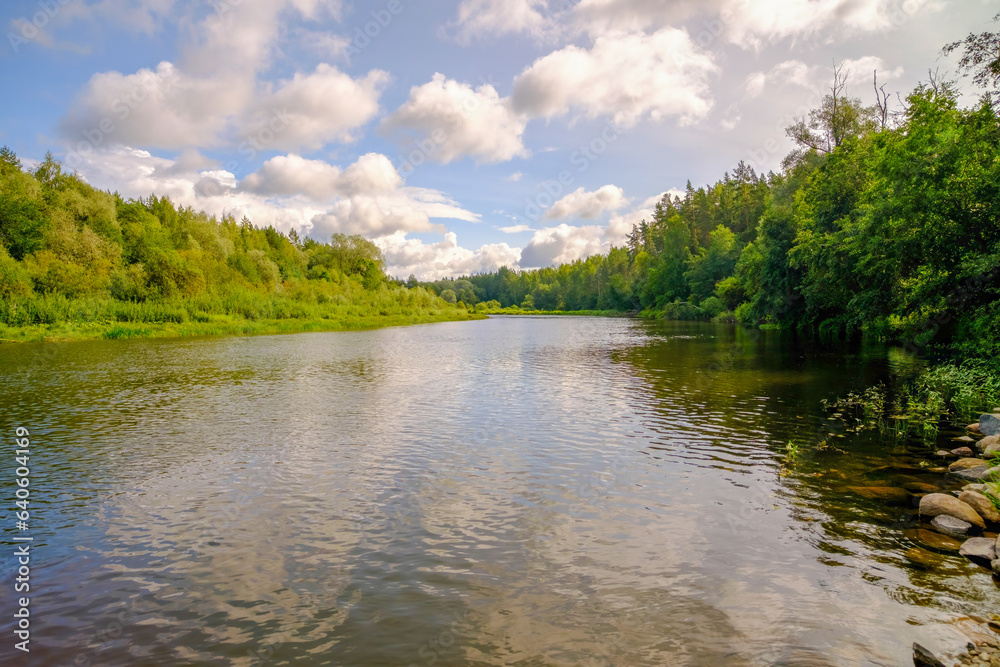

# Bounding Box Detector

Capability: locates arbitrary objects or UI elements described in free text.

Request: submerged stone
[951,447,976,458]
[849,486,914,505]
[902,482,941,494]
[904,528,963,552]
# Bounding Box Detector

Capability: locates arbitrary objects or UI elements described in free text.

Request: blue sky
[1,0,995,278]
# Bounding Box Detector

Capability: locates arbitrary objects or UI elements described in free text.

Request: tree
[943,11,1000,106]
[786,63,877,155]
[0,146,22,175]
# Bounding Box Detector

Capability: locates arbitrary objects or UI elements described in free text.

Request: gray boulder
[981,413,1000,437]
[950,465,999,482]
[929,515,973,539]
[959,537,997,567]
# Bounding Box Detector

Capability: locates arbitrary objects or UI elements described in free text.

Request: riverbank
[0,309,486,344]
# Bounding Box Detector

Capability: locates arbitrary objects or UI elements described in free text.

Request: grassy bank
[0,309,485,344]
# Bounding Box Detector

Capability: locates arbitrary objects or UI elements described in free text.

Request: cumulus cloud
[59,61,250,151]
[745,60,814,98]
[65,147,477,241]
[243,65,389,150]
[543,185,626,220]
[511,27,717,126]
[57,0,379,153]
[447,0,554,44]
[607,191,669,244]
[744,56,903,100]
[520,224,607,268]
[721,0,942,50]
[381,73,529,165]
[499,224,535,233]
[379,232,522,280]
[449,0,942,48]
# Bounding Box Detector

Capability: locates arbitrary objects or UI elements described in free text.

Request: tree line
[0,150,461,334]
[420,16,1000,359]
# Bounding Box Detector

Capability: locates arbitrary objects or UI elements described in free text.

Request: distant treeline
[0,150,467,339]
[421,25,1000,360]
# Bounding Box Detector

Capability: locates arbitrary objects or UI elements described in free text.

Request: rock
[960,537,997,567]
[981,414,1000,437]
[976,435,999,453]
[954,435,977,443]
[913,642,948,667]
[983,442,1000,457]
[936,449,957,459]
[993,559,1000,573]
[964,483,989,494]
[920,493,987,529]
[904,527,963,552]
[928,467,949,474]
[951,466,997,482]
[960,490,1000,524]
[968,422,985,434]
[930,514,974,538]
[952,458,991,471]
[849,486,915,505]
[903,482,942,494]
[952,447,977,458]
[906,546,946,568]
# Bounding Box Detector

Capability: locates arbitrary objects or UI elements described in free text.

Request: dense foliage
[423,57,1000,361]
[0,150,467,339]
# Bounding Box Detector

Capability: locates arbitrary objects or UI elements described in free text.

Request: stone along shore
[911,411,1000,667]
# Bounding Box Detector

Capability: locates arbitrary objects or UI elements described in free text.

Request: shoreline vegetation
[0,146,484,345]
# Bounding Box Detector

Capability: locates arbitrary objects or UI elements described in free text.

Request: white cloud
[381,73,529,164]
[507,171,524,182]
[447,0,553,44]
[543,185,626,220]
[499,224,535,233]
[606,191,667,244]
[744,60,814,98]
[841,55,904,83]
[58,61,251,151]
[744,56,903,100]
[65,147,477,241]
[244,64,389,150]
[459,0,942,48]
[296,29,351,61]
[511,27,717,126]
[379,232,522,280]
[520,223,607,268]
[57,0,375,153]
[722,0,942,50]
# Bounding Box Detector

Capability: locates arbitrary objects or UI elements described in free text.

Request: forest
[0,151,474,341]
[422,24,1000,363]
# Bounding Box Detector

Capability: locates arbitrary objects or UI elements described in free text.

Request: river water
[1,316,998,666]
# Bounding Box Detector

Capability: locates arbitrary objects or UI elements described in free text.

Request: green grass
[0,285,487,345]
[0,310,485,344]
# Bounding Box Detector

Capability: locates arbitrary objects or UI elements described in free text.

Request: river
[1,316,997,666]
